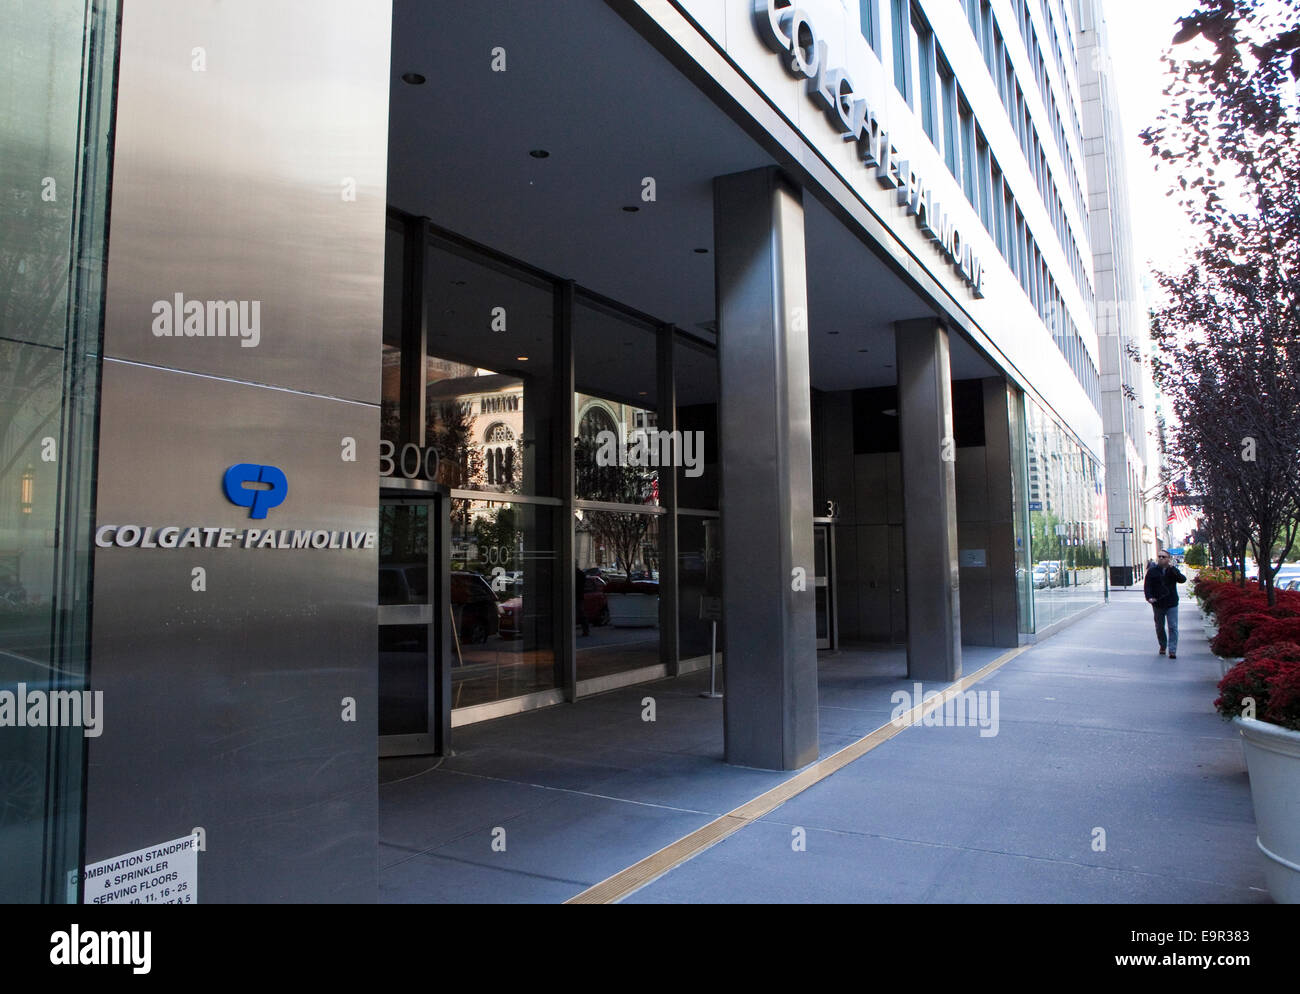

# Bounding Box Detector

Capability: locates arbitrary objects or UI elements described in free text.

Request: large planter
[1234,716,1300,904]
[607,592,659,628]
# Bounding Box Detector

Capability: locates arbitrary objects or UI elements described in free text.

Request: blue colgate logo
[223,464,288,519]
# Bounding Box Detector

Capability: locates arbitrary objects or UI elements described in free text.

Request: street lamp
[20,465,34,515]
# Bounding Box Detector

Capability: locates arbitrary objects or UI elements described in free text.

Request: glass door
[378,487,449,756]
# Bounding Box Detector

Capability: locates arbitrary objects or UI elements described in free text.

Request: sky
[1098,0,1201,282]
[1096,0,1199,536]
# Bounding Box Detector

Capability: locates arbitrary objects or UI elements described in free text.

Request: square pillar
[983,377,1020,647]
[895,320,962,681]
[714,167,818,771]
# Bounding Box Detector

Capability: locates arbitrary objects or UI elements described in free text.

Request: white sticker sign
[80,834,199,904]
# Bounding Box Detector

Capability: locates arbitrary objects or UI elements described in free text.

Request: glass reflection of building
[1020,396,1107,632]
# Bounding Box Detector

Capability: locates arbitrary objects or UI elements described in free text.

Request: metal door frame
[378,478,451,757]
[812,517,838,651]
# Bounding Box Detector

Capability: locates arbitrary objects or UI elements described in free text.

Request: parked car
[1032,565,1049,589]
[450,571,499,644]
[499,574,610,638]
[379,564,427,605]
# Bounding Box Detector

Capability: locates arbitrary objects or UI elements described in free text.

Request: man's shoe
[1168,652,1177,660]
[1159,647,1166,655]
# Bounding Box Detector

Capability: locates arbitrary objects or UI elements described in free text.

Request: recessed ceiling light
[451,280,466,286]
[529,149,550,159]
[401,72,426,85]
[858,349,869,353]
[638,391,648,396]
[882,408,899,417]
[515,356,529,361]
[694,248,709,254]
[622,205,640,213]
[828,331,839,335]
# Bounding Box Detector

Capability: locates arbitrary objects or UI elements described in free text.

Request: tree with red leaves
[1144,0,1300,606]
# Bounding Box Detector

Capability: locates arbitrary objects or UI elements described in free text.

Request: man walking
[1144,550,1187,659]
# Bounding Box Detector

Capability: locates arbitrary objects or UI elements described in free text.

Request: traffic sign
[1114,527,1134,534]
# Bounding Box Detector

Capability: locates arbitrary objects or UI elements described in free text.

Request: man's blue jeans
[1153,604,1179,653]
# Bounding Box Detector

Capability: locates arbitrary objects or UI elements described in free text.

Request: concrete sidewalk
[379,593,1268,903]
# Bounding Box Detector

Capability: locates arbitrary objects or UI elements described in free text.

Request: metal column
[983,377,1021,647]
[714,167,818,771]
[554,280,577,700]
[658,324,681,676]
[895,319,962,682]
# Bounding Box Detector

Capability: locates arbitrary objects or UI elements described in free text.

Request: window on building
[938,56,959,177]
[981,0,996,69]
[1016,210,1029,292]
[959,97,977,205]
[891,0,910,101]
[976,133,993,231]
[860,0,879,53]
[993,38,1008,107]
[993,171,1008,256]
[911,5,936,140]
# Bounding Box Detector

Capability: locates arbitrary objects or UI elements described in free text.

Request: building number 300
[379,440,440,481]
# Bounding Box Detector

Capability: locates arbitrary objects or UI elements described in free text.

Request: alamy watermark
[594,424,704,478]
[890,683,1000,737]
[1,684,104,738]
[151,293,261,347]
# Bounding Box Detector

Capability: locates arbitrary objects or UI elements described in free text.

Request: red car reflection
[498,575,610,638]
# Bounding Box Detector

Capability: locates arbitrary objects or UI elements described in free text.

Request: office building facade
[3,0,1150,902]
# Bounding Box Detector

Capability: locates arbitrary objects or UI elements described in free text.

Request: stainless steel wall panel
[87,361,379,902]
[88,0,391,902]
[102,0,391,402]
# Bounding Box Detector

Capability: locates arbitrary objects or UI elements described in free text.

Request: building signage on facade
[93,464,375,550]
[756,0,985,297]
[223,463,287,518]
[94,525,374,550]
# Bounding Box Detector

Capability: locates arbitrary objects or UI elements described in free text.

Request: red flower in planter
[1211,611,1278,658]
[1216,593,1269,624]
[1216,646,1300,727]
[1243,617,1300,655]
[1264,675,1300,731]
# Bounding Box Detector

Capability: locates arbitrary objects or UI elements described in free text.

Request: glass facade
[381,218,731,706]
[0,0,118,902]
[451,499,558,707]
[574,296,662,682]
[1021,396,1107,632]
[425,238,557,497]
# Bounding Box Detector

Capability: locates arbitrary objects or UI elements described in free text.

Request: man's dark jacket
[1144,562,1187,609]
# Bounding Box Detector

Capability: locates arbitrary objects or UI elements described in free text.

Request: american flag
[1167,475,1196,525]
